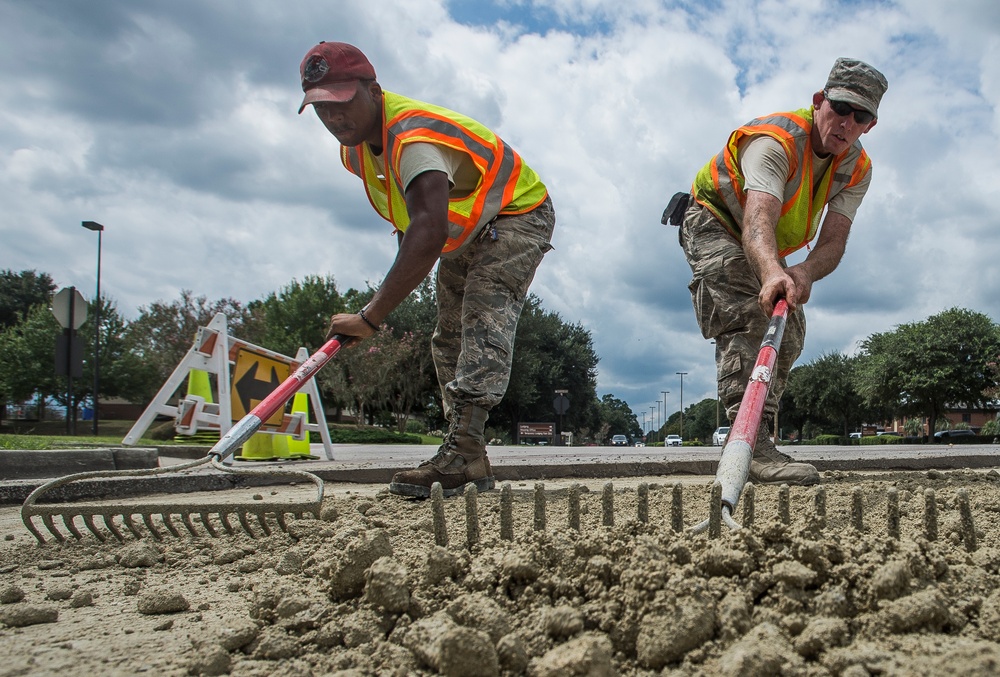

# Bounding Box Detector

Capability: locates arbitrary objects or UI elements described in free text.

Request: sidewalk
[2,442,998,504]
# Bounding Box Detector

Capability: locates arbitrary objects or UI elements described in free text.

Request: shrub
[327,426,422,445]
[807,434,842,445]
[980,418,1000,437]
[860,434,905,445]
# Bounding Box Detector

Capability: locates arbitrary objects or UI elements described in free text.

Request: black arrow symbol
[235,361,283,416]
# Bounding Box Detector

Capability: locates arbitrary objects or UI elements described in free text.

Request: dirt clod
[4,472,1000,675]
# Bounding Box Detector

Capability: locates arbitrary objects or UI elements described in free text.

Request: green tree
[681,398,718,444]
[0,304,64,418]
[125,290,257,399]
[252,275,346,357]
[598,394,640,444]
[495,295,601,443]
[0,269,56,329]
[658,398,716,444]
[316,278,439,430]
[855,307,1000,437]
[779,368,810,441]
[87,295,161,405]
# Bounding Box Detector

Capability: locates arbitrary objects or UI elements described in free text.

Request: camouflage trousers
[678,201,805,422]
[433,196,555,419]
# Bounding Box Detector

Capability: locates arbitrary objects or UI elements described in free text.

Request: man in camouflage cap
[300,42,555,498]
[666,57,887,485]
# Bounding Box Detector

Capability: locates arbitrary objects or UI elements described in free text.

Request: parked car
[634,441,645,448]
[934,429,976,440]
[611,434,628,446]
[712,426,731,446]
[849,432,861,439]
[666,434,682,447]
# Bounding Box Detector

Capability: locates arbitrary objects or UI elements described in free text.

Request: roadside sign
[55,333,83,377]
[518,422,554,437]
[553,394,569,415]
[230,348,291,424]
[51,287,88,330]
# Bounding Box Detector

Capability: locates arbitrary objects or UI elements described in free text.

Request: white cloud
[1,0,998,427]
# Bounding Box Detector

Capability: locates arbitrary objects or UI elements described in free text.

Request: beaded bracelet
[358,308,379,332]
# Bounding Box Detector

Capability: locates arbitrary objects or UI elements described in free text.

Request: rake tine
[63,514,84,541]
[199,513,219,538]
[102,514,126,542]
[142,513,164,541]
[23,516,47,545]
[123,514,143,539]
[42,514,66,544]
[255,511,272,536]
[219,512,236,535]
[275,512,288,533]
[82,514,107,542]
[237,511,256,537]
[161,513,181,538]
[709,482,723,538]
[181,513,199,537]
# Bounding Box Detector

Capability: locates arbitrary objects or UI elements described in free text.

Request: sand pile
[4,470,1000,676]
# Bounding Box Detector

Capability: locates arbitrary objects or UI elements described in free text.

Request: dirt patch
[4,470,1000,676]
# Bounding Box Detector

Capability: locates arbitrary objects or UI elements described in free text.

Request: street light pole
[82,221,104,436]
[661,390,669,435]
[650,406,656,441]
[676,372,688,440]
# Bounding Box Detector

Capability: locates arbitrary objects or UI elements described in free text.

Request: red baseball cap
[298,41,376,113]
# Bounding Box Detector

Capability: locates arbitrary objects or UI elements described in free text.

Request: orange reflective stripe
[693,106,871,256]
[339,92,547,255]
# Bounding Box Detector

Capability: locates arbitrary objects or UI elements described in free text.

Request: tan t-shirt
[390,142,481,198]
[739,135,870,222]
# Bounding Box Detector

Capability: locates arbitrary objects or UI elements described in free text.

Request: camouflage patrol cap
[824,58,888,118]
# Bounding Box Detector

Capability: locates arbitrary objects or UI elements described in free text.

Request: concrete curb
[0,448,159,481]
[2,443,999,505]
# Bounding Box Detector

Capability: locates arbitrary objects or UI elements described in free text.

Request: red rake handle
[728,299,788,449]
[209,335,347,461]
[715,299,789,510]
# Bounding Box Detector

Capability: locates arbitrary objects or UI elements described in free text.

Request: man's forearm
[365,221,444,324]
[796,212,852,283]
[742,191,784,283]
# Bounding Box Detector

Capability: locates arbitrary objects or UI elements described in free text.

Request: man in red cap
[299,42,555,498]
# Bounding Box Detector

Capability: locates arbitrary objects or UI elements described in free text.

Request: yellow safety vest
[692,107,871,256]
[341,91,548,256]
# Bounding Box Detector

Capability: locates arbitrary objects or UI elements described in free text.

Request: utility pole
[661,390,669,435]
[676,372,688,439]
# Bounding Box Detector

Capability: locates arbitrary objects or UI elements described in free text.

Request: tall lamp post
[82,221,104,436]
[676,372,688,440]
[649,406,656,441]
[661,390,669,436]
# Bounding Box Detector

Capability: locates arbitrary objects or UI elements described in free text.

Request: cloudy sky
[3,0,999,434]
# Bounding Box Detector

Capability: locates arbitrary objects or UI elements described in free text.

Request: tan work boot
[389,404,496,498]
[748,418,819,486]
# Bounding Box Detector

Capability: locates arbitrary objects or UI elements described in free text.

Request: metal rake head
[22,501,321,544]
[21,455,325,545]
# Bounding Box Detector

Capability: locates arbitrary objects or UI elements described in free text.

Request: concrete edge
[0,448,159,481]
[3,455,998,505]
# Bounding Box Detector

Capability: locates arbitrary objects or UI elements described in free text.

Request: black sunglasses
[824,92,875,125]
